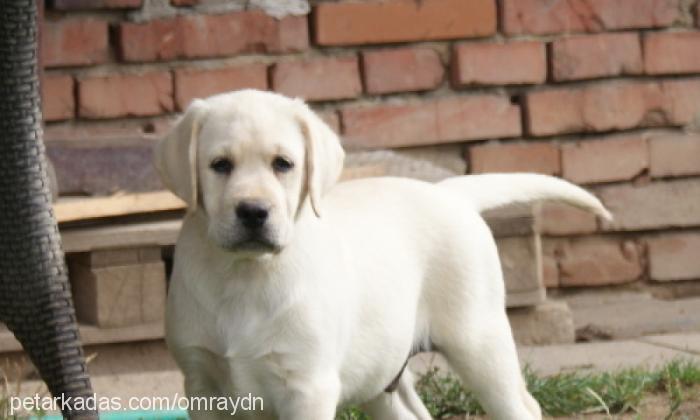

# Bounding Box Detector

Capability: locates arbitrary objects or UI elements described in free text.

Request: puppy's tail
[438,173,613,221]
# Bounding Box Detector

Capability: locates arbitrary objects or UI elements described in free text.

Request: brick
[562,135,648,184]
[558,238,643,287]
[539,202,598,236]
[53,0,142,9]
[469,142,560,175]
[526,79,700,137]
[644,32,700,75]
[342,102,435,150]
[119,12,307,62]
[526,82,663,136]
[43,18,108,67]
[661,79,700,124]
[551,33,642,81]
[649,133,700,177]
[314,0,496,46]
[436,96,521,143]
[648,232,700,281]
[598,178,700,230]
[174,64,268,110]
[362,47,444,94]
[118,19,180,62]
[277,15,309,53]
[452,41,546,86]
[502,0,680,35]
[78,72,173,119]
[42,74,74,122]
[272,57,361,101]
[181,13,309,57]
[341,95,520,149]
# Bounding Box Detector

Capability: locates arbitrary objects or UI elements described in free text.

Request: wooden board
[0,322,163,353]
[54,191,185,223]
[60,219,181,253]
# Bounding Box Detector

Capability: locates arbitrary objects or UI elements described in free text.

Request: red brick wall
[41,0,700,290]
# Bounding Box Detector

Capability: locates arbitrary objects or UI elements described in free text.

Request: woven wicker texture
[0,1,96,418]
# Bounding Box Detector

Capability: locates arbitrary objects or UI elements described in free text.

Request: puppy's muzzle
[235,200,270,230]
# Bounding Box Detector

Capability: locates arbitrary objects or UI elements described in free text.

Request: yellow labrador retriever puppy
[156,90,611,420]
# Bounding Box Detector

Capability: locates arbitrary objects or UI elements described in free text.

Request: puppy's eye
[272,156,294,173]
[210,158,233,175]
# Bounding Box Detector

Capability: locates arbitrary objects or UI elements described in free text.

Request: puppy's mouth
[222,233,282,254]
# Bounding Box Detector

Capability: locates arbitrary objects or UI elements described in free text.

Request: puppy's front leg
[278,373,340,420]
[177,348,232,419]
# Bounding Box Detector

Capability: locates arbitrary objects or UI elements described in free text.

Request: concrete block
[499,235,542,292]
[343,145,466,183]
[69,251,166,328]
[508,300,575,345]
[484,206,536,237]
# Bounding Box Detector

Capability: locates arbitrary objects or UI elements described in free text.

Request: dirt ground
[561,390,700,419]
[446,385,700,419]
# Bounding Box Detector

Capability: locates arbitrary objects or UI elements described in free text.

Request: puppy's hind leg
[434,311,541,420]
[397,370,432,420]
[361,372,431,420]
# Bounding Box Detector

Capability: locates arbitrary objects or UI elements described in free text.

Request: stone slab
[640,333,700,356]
[571,295,700,340]
[519,340,697,377]
[46,138,162,195]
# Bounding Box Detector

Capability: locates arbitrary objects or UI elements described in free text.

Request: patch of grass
[417,367,483,418]
[336,358,700,419]
[0,361,48,420]
[336,406,369,420]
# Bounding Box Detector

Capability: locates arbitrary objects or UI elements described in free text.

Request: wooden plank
[71,247,162,268]
[53,191,185,223]
[60,219,181,253]
[0,322,164,353]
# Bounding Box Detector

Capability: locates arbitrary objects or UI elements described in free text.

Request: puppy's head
[155,90,344,256]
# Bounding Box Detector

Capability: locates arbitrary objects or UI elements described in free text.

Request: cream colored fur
[156,90,611,420]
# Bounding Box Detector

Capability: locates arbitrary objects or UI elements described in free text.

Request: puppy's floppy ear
[155,99,208,212]
[295,101,345,218]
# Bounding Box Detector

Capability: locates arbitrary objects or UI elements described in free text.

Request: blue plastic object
[35,410,188,420]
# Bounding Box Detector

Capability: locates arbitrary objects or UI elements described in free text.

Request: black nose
[235,201,269,229]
